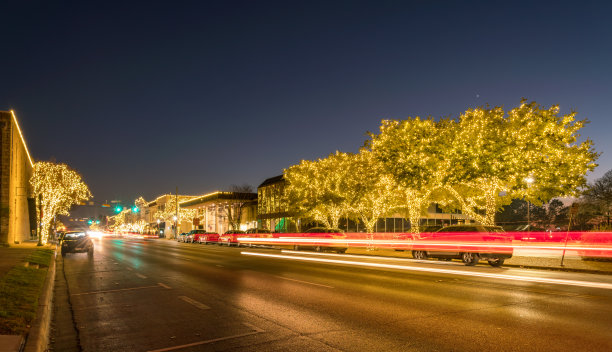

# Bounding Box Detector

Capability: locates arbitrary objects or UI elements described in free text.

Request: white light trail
[241,251,612,290]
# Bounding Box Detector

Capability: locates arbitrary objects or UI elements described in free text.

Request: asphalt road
[49,237,612,352]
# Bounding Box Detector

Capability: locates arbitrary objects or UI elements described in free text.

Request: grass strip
[0,248,54,335]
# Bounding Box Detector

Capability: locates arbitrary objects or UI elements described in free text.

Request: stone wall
[0,111,34,244]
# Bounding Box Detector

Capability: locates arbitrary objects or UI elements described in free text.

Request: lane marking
[71,285,161,296]
[178,296,210,310]
[147,323,264,352]
[126,267,133,271]
[215,264,224,267]
[241,251,612,290]
[282,250,462,266]
[274,275,334,289]
[158,283,171,289]
[136,273,147,279]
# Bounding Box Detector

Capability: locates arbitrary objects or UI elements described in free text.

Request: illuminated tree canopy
[30,161,92,244]
[368,117,452,233]
[285,152,353,229]
[285,100,598,233]
[344,150,397,233]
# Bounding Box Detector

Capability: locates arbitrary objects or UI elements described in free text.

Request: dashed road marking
[136,273,147,279]
[71,285,161,296]
[274,275,334,289]
[178,296,210,310]
[147,323,265,352]
[158,283,171,289]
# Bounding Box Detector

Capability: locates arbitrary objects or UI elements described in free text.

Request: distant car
[61,231,94,257]
[411,225,513,267]
[177,232,189,242]
[245,228,270,234]
[218,230,246,246]
[191,230,220,244]
[293,227,348,253]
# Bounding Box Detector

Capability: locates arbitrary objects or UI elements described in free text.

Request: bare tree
[224,184,254,230]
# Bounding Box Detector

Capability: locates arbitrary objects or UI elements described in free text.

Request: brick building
[0,110,35,244]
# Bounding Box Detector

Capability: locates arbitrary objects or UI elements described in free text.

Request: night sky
[2,1,611,204]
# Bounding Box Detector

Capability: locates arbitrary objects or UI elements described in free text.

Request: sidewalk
[345,247,612,274]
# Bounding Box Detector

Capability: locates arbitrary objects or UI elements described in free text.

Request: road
[49,237,612,352]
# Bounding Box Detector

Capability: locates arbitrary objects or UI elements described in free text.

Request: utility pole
[37,193,43,246]
[175,186,179,239]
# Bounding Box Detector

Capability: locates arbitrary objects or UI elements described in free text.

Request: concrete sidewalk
[345,247,612,274]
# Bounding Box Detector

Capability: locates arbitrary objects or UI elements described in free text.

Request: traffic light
[114,206,122,213]
[132,206,139,213]
[87,219,93,225]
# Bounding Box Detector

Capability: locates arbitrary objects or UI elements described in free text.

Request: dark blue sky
[1,0,611,203]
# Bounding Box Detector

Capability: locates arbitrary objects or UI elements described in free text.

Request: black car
[61,231,94,257]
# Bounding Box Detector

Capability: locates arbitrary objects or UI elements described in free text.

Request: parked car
[293,227,348,253]
[238,228,272,247]
[411,225,513,267]
[61,231,94,257]
[245,228,270,234]
[177,232,189,242]
[218,230,246,246]
[191,230,220,244]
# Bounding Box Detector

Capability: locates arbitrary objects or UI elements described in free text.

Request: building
[180,191,258,234]
[256,174,470,233]
[257,175,294,232]
[0,111,35,244]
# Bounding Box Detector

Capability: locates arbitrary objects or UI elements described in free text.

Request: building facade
[0,111,35,244]
[257,174,470,233]
[180,191,258,234]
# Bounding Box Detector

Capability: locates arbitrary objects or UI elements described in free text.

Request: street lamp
[524,176,535,234]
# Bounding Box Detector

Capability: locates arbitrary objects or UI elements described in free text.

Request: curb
[345,249,612,275]
[502,263,612,275]
[23,248,56,352]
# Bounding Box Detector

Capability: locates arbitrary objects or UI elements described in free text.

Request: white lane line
[282,250,462,266]
[158,282,171,289]
[136,273,147,279]
[178,296,210,310]
[215,264,224,267]
[126,267,133,271]
[71,285,161,296]
[147,323,265,352]
[242,251,612,290]
[274,275,334,289]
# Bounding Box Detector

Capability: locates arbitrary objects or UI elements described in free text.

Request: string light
[30,161,92,244]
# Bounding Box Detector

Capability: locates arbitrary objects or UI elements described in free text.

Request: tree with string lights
[369,117,452,233]
[441,101,598,225]
[30,161,92,244]
[285,152,353,229]
[343,150,397,233]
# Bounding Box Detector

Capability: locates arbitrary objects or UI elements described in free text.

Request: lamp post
[157,219,161,237]
[173,215,178,239]
[524,176,534,234]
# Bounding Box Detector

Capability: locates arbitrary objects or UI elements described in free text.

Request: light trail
[241,251,612,290]
[237,237,612,254]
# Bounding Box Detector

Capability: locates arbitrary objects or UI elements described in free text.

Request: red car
[192,230,220,244]
[411,225,513,266]
[292,227,348,253]
[218,230,246,246]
